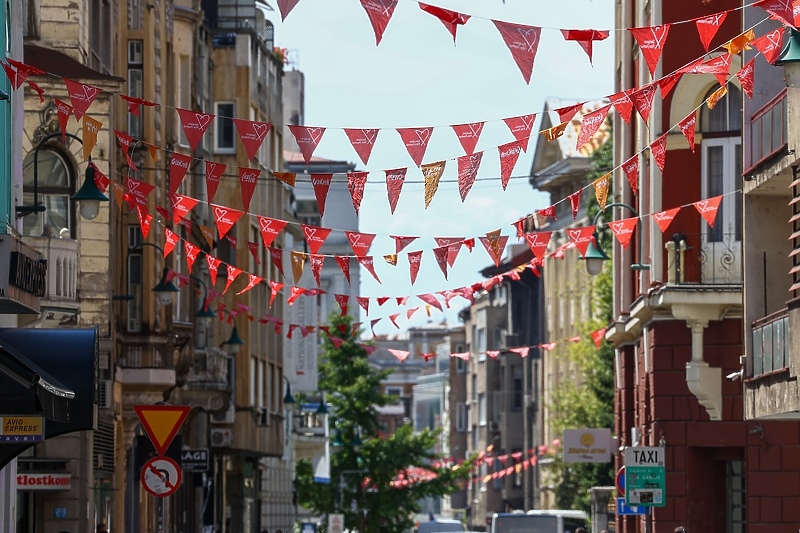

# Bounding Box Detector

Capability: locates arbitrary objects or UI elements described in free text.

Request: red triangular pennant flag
[346,231,376,257]
[693,196,723,228]
[695,12,727,52]
[609,218,638,248]
[269,281,284,307]
[239,167,261,213]
[357,296,370,315]
[432,246,449,279]
[452,122,485,155]
[336,256,351,285]
[334,293,350,316]
[609,90,634,125]
[171,194,199,226]
[435,237,463,267]
[247,241,260,265]
[184,242,199,273]
[385,167,408,214]
[359,0,399,45]
[622,155,639,195]
[277,0,301,20]
[499,140,524,190]
[503,114,536,152]
[310,255,325,287]
[358,256,382,283]
[236,274,262,296]
[63,78,100,121]
[1,61,26,90]
[55,99,73,144]
[751,28,783,64]
[576,104,610,150]
[210,203,244,240]
[205,160,226,203]
[457,152,483,201]
[347,171,369,215]
[301,225,332,254]
[137,207,152,238]
[561,29,610,64]
[650,132,668,172]
[269,247,285,278]
[631,83,658,122]
[737,58,755,99]
[418,3,470,42]
[397,127,433,166]
[418,293,443,312]
[206,254,222,286]
[311,173,333,217]
[113,129,139,170]
[754,0,796,28]
[119,94,157,117]
[164,228,179,258]
[392,235,418,253]
[566,226,596,257]
[659,73,682,99]
[679,112,697,153]
[232,118,271,161]
[524,231,552,262]
[257,216,288,248]
[492,20,542,84]
[224,266,243,295]
[408,250,423,285]
[169,152,192,198]
[288,125,326,164]
[629,24,671,77]
[344,129,379,166]
[176,108,215,151]
[568,190,582,220]
[126,177,155,210]
[590,328,607,348]
[652,207,680,233]
[554,102,585,123]
[479,231,509,267]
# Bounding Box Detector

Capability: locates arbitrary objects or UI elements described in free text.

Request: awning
[0,327,98,469]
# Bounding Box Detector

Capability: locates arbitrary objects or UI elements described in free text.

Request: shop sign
[0,415,44,442]
[0,235,46,314]
[16,473,71,491]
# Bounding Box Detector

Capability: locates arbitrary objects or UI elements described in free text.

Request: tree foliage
[295,313,473,533]
[545,136,615,512]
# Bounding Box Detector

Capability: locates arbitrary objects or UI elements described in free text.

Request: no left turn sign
[141,456,182,497]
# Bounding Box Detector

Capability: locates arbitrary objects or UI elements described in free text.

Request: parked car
[491,510,588,533]
[414,518,466,533]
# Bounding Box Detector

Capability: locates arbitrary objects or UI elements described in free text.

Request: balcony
[666,232,742,286]
[20,236,79,326]
[115,340,176,391]
[746,89,787,176]
[751,308,789,378]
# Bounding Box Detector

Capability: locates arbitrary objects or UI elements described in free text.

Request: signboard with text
[0,415,44,443]
[563,428,611,463]
[624,446,665,507]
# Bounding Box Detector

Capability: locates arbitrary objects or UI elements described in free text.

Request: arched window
[22,147,75,237]
[700,84,742,245]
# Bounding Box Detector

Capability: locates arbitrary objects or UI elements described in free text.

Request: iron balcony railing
[665,231,742,285]
[751,308,789,377]
[118,342,173,369]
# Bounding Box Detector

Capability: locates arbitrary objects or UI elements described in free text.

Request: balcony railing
[747,89,787,174]
[21,236,78,302]
[665,232,742,285]
[751,308,789,377]
[118,342,173,369]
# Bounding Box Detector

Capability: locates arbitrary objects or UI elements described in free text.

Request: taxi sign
[134,405,190,455]
[141,456,182,497]
[0,415,44,443]
[624,446,665,507]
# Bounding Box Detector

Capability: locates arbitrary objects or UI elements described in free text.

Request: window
[22,0,39,38]
[22,148,74,238]
[478,393,486,425]
[250,357,257,407]
[477,328,486,362]
[456,402,466,432]
[456,357,466,374]
[512,367,523,410]
[215,102,236,153]
[127,225,144,332]
[386,386,402,400]
[177,55,191,147]
[726,460,746,533]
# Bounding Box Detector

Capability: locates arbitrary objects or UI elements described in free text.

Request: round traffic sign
[141,456,182,497]
[615,466,626,497]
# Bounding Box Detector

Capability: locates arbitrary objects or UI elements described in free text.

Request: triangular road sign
[134,405,191,455]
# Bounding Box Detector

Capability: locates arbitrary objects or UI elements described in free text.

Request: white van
[491,510,589,533]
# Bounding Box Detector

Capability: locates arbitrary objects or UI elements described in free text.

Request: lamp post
[582,202,651,276]
[71,156,109,220]
[113,242,179,305]
[224,323,245,355]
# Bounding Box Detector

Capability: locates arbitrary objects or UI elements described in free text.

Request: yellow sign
[1,415,44,442]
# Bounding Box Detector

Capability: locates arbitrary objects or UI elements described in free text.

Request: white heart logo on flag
[84,86,98,100]
[517,27,539,50]
[416,129,430,143]
[308,128,323,143]
[195,113,211,128]
[253,123,269,139]
[364,129,377,143]
[214,207,228,221]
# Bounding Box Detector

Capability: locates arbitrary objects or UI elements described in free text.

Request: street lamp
[190,275,217,327]
[284,377,297,409]
[152,267,180,306]
[71,157,109,220]
[224,324,245,355]
[582,202,650,276]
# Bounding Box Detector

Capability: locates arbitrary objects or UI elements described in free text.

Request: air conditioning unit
[210,405,235,424]
[210,428,233,447]
[502,333,519,349]
[97,380,112,409]
[488,421,500,432]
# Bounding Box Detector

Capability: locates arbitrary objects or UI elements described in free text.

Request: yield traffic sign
[134,405,190,455]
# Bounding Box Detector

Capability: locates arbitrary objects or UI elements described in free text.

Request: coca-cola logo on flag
[408,250,423,285]
[239,167,261,213]
[679,113,697,153]
[311,173,333,217]
[348,171,369,215]
[457,152,483,201]
[737,58,755,99]
[385,168,408,214]
[499,139,524,190]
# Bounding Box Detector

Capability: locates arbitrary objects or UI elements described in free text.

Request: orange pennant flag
[82,115,102,161]
[384,254,398,266]
[291,251,306,284]
[706,85,727,110]
[541,121,569,141]
[273,171,296,187]
[145,142,160,162]
[721,29,754,56]
[593,173,611,211]
[422,161,446,209]
[198,224,215,248]
[112,182,125,209]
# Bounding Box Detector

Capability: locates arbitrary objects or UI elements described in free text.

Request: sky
[266,0,615,338]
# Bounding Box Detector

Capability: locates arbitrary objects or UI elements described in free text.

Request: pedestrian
[674,528,686,533]
[95,522,109,533]
[574,528,586,533]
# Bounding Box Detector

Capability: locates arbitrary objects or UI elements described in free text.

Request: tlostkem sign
[624,446,665,507]
[0,415,44,443]
[134,405,190,455]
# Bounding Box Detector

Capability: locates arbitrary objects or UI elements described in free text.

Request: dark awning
[0,328,98,469]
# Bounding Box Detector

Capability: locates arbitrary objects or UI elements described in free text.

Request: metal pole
[644,506,651,533]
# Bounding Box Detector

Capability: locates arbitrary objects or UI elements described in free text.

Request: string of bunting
[274,0,785,84]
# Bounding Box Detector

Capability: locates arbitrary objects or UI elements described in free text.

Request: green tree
[295,313,473,533]
[545,135,615,512]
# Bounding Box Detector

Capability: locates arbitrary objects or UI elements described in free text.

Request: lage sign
[624,446,665,507]
[182,448,209,472]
